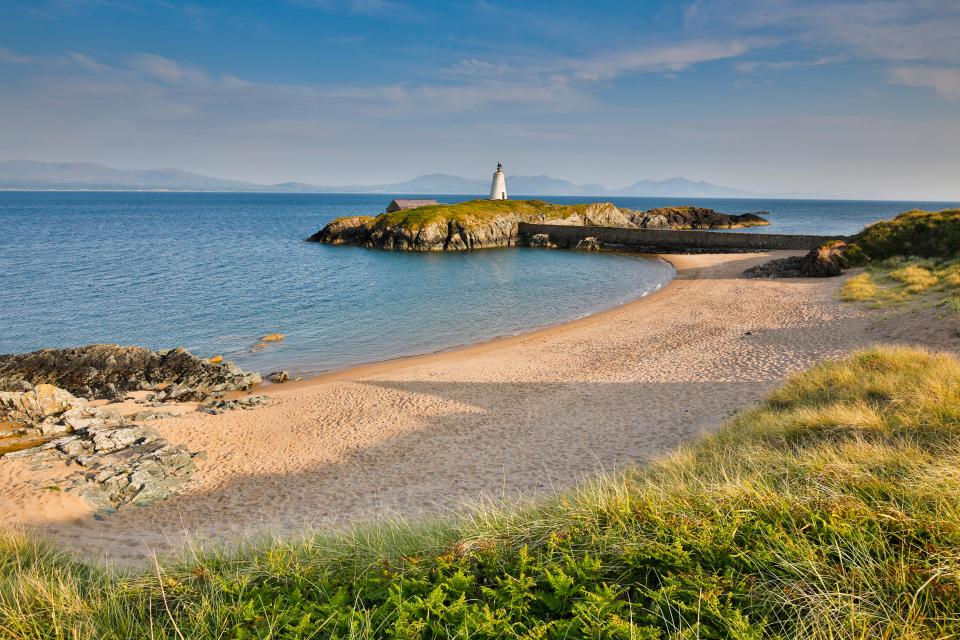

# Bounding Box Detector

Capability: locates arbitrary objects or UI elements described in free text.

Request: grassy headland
[842,209,960,312]
[3,346,960,638]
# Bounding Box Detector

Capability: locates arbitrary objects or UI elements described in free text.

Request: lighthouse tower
[489,162,507,200]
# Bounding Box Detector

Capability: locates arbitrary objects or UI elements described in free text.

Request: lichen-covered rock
[744,241,855,278]
[4,401,203,510]
[0,344,261,400]
[268,371,290,384]
[0,384,85,423]
[307,215,375,244]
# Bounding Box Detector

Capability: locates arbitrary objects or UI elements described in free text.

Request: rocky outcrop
[0,384,85,424]
[1,386,203,511]
[198,394,269,415]
[527,233,557,249]
[308,200,770,252]
[0,344,261,401]
[312,216,375,245]
[575,237,603,251]
[744,241,856,278]
[629,207,770,230]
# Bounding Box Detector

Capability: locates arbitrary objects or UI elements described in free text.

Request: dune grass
[3,346,960,638]
[841,256,960,311]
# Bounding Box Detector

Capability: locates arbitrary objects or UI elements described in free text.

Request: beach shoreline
[2,250,954,565]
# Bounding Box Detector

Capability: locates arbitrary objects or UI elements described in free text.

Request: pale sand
[1,251,956,564]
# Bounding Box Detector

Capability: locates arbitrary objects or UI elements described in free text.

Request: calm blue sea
[1,192,956,376]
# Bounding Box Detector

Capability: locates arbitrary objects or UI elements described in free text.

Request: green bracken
[3,346,960,638]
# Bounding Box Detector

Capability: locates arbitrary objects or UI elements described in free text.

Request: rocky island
[307,200,769,251]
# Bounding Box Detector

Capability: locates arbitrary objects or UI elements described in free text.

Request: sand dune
[2,251,953,564]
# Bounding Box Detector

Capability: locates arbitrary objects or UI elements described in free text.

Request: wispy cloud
[130,53,212,86]
[685,0,960,99]
[569,40,751,81]
[284,0,404,16]
[66,52,112,73]
[442,39,757,89]
[889,66,960,100]
[0,47,38,65]
[735,56,840,74]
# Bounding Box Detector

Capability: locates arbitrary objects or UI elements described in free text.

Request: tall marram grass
[841,256,960,310]
[3,346,960,638]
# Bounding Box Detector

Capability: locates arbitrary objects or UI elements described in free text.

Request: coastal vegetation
[853,208,960,260]
[839,209,960,311]
[842,257,960,311]
[3,346,960,638]
[746,208,958,280]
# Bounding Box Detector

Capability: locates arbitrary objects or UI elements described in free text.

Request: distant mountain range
[0,160,754,198]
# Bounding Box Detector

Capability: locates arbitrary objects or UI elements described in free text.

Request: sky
[1,0,959,199]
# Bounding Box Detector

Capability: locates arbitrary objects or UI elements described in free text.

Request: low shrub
[854,208,960,260]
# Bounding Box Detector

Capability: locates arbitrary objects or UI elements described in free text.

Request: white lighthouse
[489,162,507,200]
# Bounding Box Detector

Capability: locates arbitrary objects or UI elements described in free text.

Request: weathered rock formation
[308,200,769,252]
[627,207,770,230]
[1,383,83,425]
[0,344,261,401]
[744,241,856,278]
[1,384,202,510]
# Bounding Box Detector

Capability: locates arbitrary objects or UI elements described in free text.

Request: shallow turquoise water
[2,192,955,376]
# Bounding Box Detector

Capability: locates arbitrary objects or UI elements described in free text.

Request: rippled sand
[2,251,955,565]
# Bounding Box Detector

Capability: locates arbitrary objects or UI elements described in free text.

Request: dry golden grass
[841,258,960,311]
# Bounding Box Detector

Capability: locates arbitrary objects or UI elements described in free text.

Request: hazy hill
[0,160,258,191]
[0,160,751,197]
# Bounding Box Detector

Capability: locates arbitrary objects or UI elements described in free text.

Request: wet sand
[1,251,952,564]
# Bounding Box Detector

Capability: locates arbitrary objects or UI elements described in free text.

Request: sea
[2,192,956,376]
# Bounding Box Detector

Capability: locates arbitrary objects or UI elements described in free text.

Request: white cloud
[569,40,750,81]
[66,52,112,73]
[685,0,960,64]
[890,66,960,100]
[130,53,211,86]
[735,56,839,74]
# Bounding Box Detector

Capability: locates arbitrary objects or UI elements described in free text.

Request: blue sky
[1,0,958,198]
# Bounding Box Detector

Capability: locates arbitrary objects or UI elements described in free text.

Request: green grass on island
[330,200,607,233]
[376,200,580,228]
[4,346,960,638]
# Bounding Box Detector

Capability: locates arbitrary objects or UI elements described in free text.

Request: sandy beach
[1,251,955,564]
